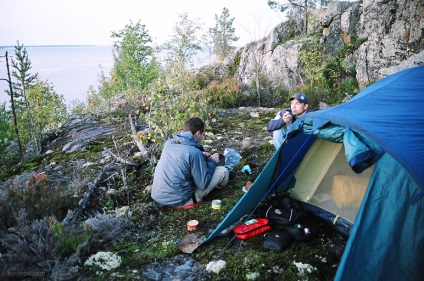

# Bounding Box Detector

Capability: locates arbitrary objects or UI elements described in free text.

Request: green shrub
[202,78,244,108]
[248,76,289,107]
[228,51,241,77]
[4,173,77,223]
[52,220,92,257]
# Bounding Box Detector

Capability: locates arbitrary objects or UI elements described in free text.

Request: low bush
[202,78,244,108]
[2,173,77,227]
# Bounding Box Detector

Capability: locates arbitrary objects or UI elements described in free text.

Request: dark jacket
[151,131,217,207]
[267,108,309,133]
[267,108,293,132]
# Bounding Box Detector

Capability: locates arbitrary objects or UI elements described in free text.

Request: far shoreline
[0,45,112,49]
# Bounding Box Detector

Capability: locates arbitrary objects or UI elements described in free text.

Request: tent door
[291,139,342,202]
[290,138,374,223]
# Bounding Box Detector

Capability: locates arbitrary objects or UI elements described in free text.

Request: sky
[1,0,286,47]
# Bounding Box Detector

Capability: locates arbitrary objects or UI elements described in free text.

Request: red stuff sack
[233,218,271,241]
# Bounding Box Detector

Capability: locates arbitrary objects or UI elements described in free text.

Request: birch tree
[209,7,239,60]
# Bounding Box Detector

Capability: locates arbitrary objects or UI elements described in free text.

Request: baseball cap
[290,93,309,104]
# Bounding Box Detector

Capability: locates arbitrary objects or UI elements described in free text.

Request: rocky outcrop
[231,0,424,89]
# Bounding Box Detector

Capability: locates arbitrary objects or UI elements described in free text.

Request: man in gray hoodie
[151,117,229,208]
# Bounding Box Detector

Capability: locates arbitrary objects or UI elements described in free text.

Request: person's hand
[210,153,220,164]
[283,111,292,123]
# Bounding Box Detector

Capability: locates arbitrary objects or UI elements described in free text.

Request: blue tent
[205,66,424,280]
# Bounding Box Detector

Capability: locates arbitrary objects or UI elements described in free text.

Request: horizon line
[0,44,112,48]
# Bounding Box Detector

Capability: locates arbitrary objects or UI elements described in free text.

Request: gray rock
[233,0,423,90]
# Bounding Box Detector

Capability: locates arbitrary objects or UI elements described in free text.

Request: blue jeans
[273,129,286,150]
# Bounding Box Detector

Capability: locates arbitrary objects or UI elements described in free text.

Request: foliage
[52,220,92,257]
[249,50,267,107]
[268,0,309,34]
[6,43,68,162]
[87,68,119,112]
[0,102,19,176]
[7,41,39,162]
[0,216,75,280]
[299,36,365,106]
[0,102,13,150]
[87,21,161,115]
[268,0,331,36]
[249,75,290,107]
[69,98,88,115]
[209,7,239,60]
[163,12,204,68]
[111,20,160,91]
[2,173,77,226]
[299,39,327,84]
[141,82,212,145]
[17,81,67,157]
[201,78,244,108]
[84,17,213,161]
[228,51,241,77]
[268,0,331,12]
[132,13,212,146]
[10,41,38,103]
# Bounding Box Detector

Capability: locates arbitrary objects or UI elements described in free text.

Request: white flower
[246,272,260,280]
[315,254,327,263]
[206,260,226,274]
[293,261,317,277]
[85,251,122,271]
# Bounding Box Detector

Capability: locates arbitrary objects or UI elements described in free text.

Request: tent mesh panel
[290,139,374,223]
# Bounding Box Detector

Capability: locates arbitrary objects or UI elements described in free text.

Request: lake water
[0,45,114,106]
[0,45,213,108]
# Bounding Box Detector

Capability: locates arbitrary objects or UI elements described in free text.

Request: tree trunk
[4,51,23,160]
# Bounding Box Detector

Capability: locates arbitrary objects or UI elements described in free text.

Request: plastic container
[211,199,222,209]
[187,220,199,231]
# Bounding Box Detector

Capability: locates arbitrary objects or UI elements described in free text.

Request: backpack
[263,230,293,252]
[255,196,302,227]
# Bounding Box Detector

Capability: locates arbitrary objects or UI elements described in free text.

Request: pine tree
[267,0,330,34]
[209,7,239,60]
[10,42,67,160]
[11,41,38,107]
[1,50,23,160]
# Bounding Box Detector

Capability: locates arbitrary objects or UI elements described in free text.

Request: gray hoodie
[151,131,217,207]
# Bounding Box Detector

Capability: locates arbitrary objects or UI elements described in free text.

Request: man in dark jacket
[151,117,229,208]
[267,93,309,149]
